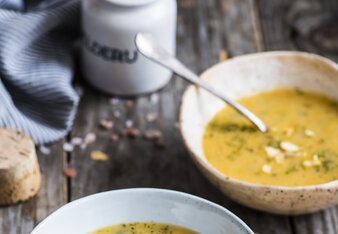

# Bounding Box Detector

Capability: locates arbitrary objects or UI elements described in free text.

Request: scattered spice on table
[39,145,51,155]
[90,150,109,161]
[84,132,96,145]
[99,119,114,130]
[71,137,83,146]
[123,128,141,138]
[64,167,77,178]
[126,100,134,107]
[146,112,158,122]
[63,142,74,152]
[219,49,229,62]
[81,132,97,150]
[111,134,119,142]
[144,129,162,140]
[113,110,121,118]
[109,97,119,105]
[125,119,133,128]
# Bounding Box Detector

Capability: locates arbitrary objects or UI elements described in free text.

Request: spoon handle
[135,33,268,133]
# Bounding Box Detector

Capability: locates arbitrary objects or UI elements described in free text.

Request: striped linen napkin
[0,0,80,145]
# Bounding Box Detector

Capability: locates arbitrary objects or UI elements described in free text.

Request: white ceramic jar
[81,0,177,95]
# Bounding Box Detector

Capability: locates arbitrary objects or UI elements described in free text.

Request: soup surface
[203,89,338,186]
[91,222,197,234]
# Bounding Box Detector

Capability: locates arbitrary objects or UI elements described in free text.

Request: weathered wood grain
[291,207,338,234]
[35,143,67,223]
[257,0,338,233]
[0,142,67,234]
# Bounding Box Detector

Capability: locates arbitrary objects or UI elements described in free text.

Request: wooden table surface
[1,0,338,233]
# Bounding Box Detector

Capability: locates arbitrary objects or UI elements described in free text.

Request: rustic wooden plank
[256,0,296,51]
[257,0,338,233]
[291,207,338,234]
[0,142,67,234]
[257,0,338,60]
[220,0,263,56]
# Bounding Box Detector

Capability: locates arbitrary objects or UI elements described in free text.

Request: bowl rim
[179,50,338,191]
[31,188,254,234]
[102,0,157,7]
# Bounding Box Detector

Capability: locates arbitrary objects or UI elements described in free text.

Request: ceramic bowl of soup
[31,188,253,234]
[180,51,338,215]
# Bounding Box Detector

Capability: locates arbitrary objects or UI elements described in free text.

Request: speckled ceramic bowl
[31,188,253,234]
[180,51,338,215]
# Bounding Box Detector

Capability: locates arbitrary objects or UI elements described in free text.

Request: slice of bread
[0,129,41,205]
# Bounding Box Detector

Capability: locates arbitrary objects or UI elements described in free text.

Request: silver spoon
[135,32,268,133]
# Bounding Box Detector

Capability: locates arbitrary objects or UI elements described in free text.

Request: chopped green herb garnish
[295,88,304,95]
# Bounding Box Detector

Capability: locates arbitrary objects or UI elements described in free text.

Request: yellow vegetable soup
[91,222,197,234]
[203,89,338,186]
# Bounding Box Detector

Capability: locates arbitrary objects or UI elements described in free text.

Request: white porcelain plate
[31,188,254,234]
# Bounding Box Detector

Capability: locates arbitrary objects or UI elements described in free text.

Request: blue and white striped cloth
[0,0,80,145]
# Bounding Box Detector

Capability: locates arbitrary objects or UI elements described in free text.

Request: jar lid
[104,0,157,6]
